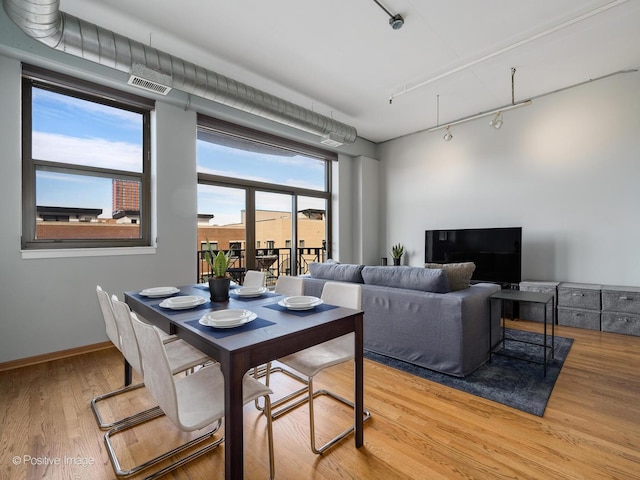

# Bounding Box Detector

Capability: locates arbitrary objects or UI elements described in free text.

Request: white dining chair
[274,275,305,296]
[108,313,276,479]
[104,296,216,477]
[254,276,308,412]
[92,286,150,430]
[243,270,267,287]
[92,286,175,430]
[272,281,371,454]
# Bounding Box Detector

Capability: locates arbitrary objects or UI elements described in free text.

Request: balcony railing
[196,247,325,285]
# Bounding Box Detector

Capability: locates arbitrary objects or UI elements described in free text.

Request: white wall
[378,71,640,286]
[354,156,380,266]
[0,54,199,363]
[0,6,375,362]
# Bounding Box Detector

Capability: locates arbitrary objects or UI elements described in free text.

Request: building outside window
[21,65,153,249]
[196,115,334,283]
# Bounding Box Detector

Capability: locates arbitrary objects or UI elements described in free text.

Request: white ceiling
[60,0,640,144]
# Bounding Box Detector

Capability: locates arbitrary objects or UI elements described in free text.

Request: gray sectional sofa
[303,263,501,377]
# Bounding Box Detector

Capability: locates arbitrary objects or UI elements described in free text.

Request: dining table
[124,284,365,480]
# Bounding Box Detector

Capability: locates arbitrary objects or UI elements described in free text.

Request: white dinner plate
[140,286,179,298]
[279,296,323,311]
[203,309,251,324]
[160,296,207,310]
[199,311,257,328]
[233,286,268,298]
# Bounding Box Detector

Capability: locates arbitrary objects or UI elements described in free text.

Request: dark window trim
[197,114,338,163]
[196,114,333,262]
[21,65,153,249]
[22,64,155,110]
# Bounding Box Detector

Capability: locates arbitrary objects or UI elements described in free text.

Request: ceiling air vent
[320,132,345,147]
[127,64,172,95]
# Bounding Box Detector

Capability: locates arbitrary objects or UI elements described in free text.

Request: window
[196,115,334,279]
[200,240,218,250]
[22,65,153,249]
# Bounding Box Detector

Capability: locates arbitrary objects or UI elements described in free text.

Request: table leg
[552,297,556,359]
[222,353,246,479]
[543,301,548,378]
[488,298,493,363]
[354,313,364,447]
[501,299,506,350]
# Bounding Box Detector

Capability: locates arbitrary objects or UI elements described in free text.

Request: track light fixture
[489,111,503,129]
[442,127,453,141]
[372,0,405,29]
[428,67,531,135]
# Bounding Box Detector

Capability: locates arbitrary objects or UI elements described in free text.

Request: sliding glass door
[196,114,335,284]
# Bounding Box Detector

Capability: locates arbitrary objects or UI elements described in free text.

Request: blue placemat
[185,317,275,339]
[263,302,339,317]
[154,300,214,315]
[229,291,280,302]
[129,291,187,302]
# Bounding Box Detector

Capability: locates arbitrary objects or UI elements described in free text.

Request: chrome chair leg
[105,415,223,478]
[91,382,163,430]
[253,361,309,412]
[271,376,371,454]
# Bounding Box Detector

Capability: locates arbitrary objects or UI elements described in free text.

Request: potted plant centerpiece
[390,243,405,266]
[204,239,232,301]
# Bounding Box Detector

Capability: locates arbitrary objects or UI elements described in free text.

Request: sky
[33,87,326,224]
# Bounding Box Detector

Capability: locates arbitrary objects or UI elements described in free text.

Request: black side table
[489,289,555,377]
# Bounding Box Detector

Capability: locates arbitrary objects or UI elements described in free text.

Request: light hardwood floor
[1,320,639,480]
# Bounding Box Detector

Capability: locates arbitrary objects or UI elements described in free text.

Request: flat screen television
[425,227,522,285]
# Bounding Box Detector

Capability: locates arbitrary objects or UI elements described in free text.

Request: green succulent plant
[390,243,405,259]
[204,238,231,278]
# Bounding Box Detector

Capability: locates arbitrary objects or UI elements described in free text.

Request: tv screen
[425,227,522,285]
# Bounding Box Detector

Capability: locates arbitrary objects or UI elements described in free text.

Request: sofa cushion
[425,262,476,291]
[308,262,364,283]
[361,266,450,293]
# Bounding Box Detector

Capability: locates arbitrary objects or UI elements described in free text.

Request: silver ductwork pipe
[3,0,357,144]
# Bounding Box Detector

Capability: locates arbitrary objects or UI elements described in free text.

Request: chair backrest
[96,286,121,350]
[244,270,266,287]
[129,312,180,426]
[274,276,304,296]
[321,281,362,310]
[110,295,144,376]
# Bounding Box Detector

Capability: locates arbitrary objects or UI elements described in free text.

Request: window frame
[196,114,335,270]
[21,65,153,250]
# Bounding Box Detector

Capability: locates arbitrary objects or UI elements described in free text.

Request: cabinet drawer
[602,290,640,315]
[557,307,600,330]
[601,312,640,336]
[519,303,554,323]
[558,286,600,310]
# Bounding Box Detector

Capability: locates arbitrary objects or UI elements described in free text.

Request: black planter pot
[208,277,231,302]
[393,257,401,266]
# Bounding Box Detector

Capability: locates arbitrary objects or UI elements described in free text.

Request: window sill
[21,246,157,260]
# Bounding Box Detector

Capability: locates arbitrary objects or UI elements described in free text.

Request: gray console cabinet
[601,285,640,336]
[557,282,601,331]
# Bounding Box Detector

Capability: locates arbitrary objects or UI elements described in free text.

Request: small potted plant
[390,243,404,266]
[204,239,232,301]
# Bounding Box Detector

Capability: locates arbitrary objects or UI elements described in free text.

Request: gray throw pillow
[361,266,450,293]
[308,262,364,283]
[425,262,476,291]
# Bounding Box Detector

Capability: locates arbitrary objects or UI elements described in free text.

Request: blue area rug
[364,328,573,416]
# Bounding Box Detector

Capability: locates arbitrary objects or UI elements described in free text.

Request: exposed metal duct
[2,0,357,144]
